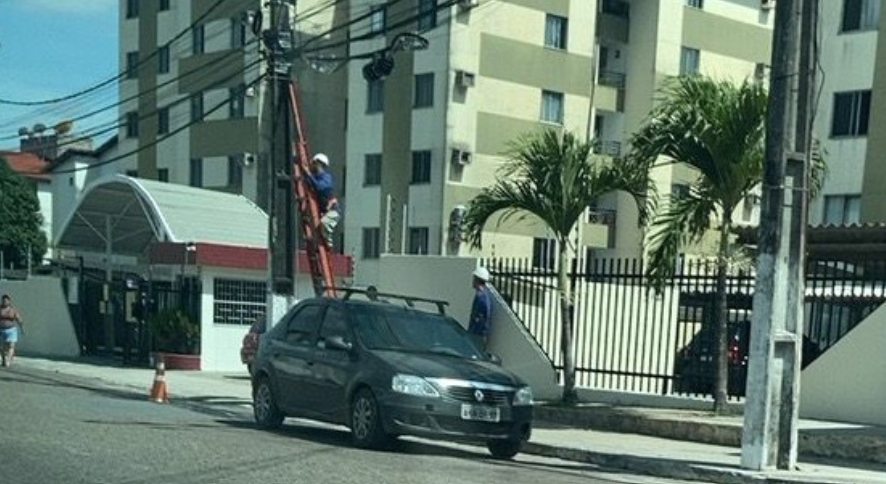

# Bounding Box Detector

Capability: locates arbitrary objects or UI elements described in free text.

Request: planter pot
[153,352,201,371]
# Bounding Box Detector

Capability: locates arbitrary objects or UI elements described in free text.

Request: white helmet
[472,266,491,282]
[312,153,330,166]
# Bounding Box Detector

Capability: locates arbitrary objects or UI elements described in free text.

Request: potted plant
[150,309,201,370]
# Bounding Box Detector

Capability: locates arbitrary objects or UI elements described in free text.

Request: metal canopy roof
[56,174,268,256]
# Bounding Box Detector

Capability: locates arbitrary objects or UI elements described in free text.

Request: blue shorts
[0,327,18,344]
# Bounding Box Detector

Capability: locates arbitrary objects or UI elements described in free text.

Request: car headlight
[513,386,533,406]
[392,374,440,398]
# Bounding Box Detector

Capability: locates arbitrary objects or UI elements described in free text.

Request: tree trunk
[558,240,577,404]
[713,216,732,414]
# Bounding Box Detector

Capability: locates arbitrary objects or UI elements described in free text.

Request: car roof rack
[329,286,449,315]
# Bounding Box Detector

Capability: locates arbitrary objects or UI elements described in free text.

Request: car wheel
[487,438,522,460]
[350,388,390,449]
[253,377,284,430]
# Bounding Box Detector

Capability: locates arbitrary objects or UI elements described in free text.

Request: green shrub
[150,309,199,354]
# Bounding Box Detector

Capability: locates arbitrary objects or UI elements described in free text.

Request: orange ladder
[287,83,336,298]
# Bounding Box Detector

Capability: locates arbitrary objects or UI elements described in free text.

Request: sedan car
[250,288,533,459]
[240,317,266,375]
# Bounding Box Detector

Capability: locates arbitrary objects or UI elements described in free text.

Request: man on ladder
[306,153,340,249]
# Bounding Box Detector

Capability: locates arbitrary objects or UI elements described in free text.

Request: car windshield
[350,305,484,359]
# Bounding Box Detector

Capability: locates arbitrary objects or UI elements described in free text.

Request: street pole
[263,0,297,328]
[741,0,814,471]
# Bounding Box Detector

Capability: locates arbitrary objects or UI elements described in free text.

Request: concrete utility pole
[741,0,817,471]
[262,0,298,328]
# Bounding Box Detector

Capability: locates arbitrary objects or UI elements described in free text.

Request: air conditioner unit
[245,86,257,98]
[754,62,767,80]
[458,0,479,9]
[455,70,475,88]
[451,149,473,165]
[761,0,775,10]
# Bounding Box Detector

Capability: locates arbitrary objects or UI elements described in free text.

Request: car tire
[350,388,390,449]
[253,377,284,430]
[487,438,522,460]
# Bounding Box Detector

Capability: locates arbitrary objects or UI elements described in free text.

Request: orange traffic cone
[149,359,170,404]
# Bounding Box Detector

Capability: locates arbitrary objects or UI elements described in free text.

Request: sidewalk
[13,356,886,484]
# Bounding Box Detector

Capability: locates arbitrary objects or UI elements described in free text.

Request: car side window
[285,304,323,346]
[318,304,349,347]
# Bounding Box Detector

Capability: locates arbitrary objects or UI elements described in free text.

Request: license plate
[461,404,500,422]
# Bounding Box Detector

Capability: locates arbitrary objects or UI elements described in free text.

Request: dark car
[250,289,533,459]
[240,318,266,375]
[673,319,821,397]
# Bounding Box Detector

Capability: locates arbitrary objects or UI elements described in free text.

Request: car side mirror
[487,352,502,365]
[326,335,353,352]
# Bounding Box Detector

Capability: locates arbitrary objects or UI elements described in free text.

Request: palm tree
[464,129,652,404]
[628,75,824,413]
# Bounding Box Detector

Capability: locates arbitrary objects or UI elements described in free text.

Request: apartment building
[342,0,775,283]
[808,0,881,226]
[118,0,347,219]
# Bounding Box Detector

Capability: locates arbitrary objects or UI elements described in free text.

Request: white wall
[375,255,560,400]
[0,277,79,358]
[800,301,886,426]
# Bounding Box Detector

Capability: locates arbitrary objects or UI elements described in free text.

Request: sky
[0,0,119,150]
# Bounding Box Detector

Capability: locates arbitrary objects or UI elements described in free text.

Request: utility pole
[262,0,297,327]
[741,0,816,471]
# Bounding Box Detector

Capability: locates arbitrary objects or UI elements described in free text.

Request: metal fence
[486,255,886,399]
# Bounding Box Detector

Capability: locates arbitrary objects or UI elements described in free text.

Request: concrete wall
[375,255,560,401]
[800,301,886,426]
[0,277,79,358]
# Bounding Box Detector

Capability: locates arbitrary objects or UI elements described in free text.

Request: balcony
[593,140,623,158]
[598,70,626,89]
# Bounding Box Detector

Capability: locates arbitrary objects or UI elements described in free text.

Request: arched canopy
[56,174,268,256]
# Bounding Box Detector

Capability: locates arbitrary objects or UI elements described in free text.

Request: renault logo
[474,389,485,402]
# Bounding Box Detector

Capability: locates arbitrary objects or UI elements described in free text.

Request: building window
[213,278,266,325]
[532,238,557,270]
[158,46,170,74]
[228,155,244,187]
[411,150,432,184]
[230,85,246,119]
[190,158,203,187]
[158,107,170,135]
[364,154,382,186]
[367,80,384,113]
[125,111,139,138]
[408,227,430,255]
[680,47,700,75]
[232,17,247,48]
[158,168,169,182]
[160,0,170,11]
[544,14,568,50]
[192,25,205,55]
[686,0,704,8]
[126,0,139,18]
[418,0,437,31]
[362,228,381,259]
[414,73,434,108]
[541,90,564,124]
[842,0,880,32]
[191,92,204,122]
[832,90,871,137]
[370,6,387,34]
[126,51,139,79]
[823,195,861,226]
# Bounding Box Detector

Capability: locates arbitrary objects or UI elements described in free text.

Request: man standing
[468,267,493,349]
[0,294,23,367]
[307,153,340,248]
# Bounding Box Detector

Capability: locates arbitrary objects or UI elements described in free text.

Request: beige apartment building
[342,0,775,283]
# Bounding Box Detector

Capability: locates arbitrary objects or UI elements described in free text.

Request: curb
[534,406,886,466]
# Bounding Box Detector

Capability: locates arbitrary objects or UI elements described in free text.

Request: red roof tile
[0,151,51,181]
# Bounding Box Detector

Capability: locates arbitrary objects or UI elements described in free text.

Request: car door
[306,302,357,423]
[268,303,324,413]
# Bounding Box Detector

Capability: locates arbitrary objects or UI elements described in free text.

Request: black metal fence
[486,255,886,399]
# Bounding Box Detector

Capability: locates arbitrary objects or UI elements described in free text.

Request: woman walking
[0,294,23,367]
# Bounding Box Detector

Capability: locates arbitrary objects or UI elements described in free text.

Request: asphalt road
[0,366,698,484]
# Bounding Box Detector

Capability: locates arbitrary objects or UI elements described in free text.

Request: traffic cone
[149,359,170,404]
